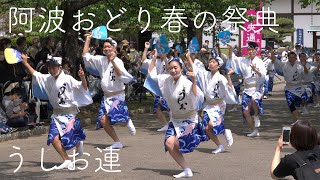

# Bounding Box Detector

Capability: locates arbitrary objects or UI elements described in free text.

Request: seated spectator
[2,82,19,107]
[4,88,33,128]
[0,122,17,134]
[0,48,15,85]
[35,36,55,66]
[62,59,71,75]
[28,38,41,60]
[270,120,320,179]
[0,105,17,134]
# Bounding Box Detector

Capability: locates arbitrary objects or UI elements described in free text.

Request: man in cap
[228,42,267,137]
[21,53,92,169]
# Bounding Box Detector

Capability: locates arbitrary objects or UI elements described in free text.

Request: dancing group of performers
[20,33,320,178]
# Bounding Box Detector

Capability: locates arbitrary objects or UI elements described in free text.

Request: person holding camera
[270,120,320,179]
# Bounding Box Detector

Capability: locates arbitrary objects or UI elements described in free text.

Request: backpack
[293,152,320,180]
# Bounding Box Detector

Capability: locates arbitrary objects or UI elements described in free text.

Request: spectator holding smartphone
[270,120,320,179]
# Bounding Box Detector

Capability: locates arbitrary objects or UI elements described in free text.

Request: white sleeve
[143,65,165,97]
[230,53,243,74]
[308,63,317,73]
[69,76,86,94]
[258,61,267,77]
[69,76,93,107]
[273,59,284,69]
[196,85,204,105]
[32,71,50,100]
[222,77,237,104]
[192,63,207,91]
[82,53,104,76]
[33,71,49,84]
[141,59,152,74]
[114,58,135,84]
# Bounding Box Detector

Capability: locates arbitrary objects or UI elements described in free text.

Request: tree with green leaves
[262,17,295,47]
[299,0,320,10]
[0,0,264,75]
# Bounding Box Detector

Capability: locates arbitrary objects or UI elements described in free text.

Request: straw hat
[121,39,129,46]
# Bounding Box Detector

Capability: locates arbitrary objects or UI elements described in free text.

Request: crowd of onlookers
[0,34,147,134]
[0,35,55,134]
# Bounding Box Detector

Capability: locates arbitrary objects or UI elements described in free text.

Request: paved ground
[0,82,319,180]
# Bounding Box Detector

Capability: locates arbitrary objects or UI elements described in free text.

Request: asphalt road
[1,82,319,180]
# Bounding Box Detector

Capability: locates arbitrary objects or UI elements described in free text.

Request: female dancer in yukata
[146,49,207,178]
[186,49,237,154]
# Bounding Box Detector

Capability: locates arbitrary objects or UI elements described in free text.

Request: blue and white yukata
[32,71,93,150]
[193,64,237,136]
[273,59,308,111]
[82,53,135,127]
[147,67,207,154]
[142,58,169,113]
[262,57,274,96]
[301,62,317,103]
[230,54,267,123]
[230,74,243,100]
[312,64,320,97]
[225,54,242,100]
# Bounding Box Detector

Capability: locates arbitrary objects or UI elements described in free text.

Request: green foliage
[0,0,64,37]
[0,0,265,67]
[282,41,293,47]
[298,0,320,10]
[10,35,39,46]
[1,0,262,39]
[277,17,294,25]
[263,17,295,47]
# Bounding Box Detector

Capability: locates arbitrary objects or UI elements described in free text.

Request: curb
[0,126,48,143]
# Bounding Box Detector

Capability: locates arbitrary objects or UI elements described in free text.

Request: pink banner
[242,9,262,56]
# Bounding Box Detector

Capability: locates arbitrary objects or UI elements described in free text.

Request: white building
[203,0,320,50]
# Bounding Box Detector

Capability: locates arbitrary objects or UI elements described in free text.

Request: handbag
[292,152,320,180]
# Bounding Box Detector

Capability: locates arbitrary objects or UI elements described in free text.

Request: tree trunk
[59,0,103,77]
[186,19,203,48]
[186,19,196,44]
[195,27,203,46]
[61,2,80,77]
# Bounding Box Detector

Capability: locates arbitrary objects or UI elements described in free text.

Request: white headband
[47,54,62,65]
[106,37,117,47]
[216,57,224,66]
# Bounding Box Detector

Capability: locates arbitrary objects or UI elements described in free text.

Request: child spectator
[4,88,33,128]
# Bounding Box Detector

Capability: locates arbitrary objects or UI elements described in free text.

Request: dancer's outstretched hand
[78,64,85,78]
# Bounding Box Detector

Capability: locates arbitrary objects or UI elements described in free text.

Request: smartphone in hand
[282,127,291,145]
